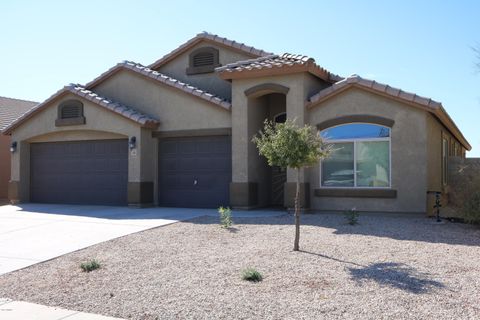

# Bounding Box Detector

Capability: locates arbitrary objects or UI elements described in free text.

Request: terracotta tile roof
[216,53,343,82]
[149,32,272,70]
[2,85,159,134]
[307,74,471,150]
[0,96,37,131]
[308,74,442,109]
[86,61,231,110]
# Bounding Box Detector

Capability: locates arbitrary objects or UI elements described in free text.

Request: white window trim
[319,125,392,189]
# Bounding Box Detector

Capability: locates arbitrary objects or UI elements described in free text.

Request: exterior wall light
[10,141,17,153]
[129,136,137,150]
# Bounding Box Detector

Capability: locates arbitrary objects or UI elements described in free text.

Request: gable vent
[61,105,82,119]
[193,52,215,67]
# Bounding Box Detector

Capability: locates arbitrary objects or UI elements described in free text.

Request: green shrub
[462,191,480,224]
[218,206,233,228]
[344,208,359,225]
[80,259,101,272]
[241,268,263,282]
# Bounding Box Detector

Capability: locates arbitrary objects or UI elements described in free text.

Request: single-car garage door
[158,135,231,208]
[30,139,128,205]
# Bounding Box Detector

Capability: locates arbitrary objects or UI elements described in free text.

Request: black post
[434,192,442,222]
[427,190,442,223]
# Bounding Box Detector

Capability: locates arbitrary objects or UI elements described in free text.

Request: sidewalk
[0,299,123,320]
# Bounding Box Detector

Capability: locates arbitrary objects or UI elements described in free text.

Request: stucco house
[1,32,471,213]
[0,97,37,201]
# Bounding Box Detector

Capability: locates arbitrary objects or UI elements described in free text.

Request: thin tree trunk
[293,168,301,251]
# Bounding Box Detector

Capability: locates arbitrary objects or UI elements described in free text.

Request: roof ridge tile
[217,53,341,83]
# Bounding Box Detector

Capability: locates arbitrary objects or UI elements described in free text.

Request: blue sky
[1,1,479,155]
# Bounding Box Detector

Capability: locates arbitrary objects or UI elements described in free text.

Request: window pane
[322,143,354,187]
[356,141,390,187]
[321,123,390,140]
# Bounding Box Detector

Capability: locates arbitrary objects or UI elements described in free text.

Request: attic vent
[187,47,221,75]
[61,104,82,118]
[193,52,215,67]
[55,99,85,127]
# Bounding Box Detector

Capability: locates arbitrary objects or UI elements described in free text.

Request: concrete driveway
[0,204,283,276]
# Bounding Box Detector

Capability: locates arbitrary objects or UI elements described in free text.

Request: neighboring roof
[2,85,159,134]
[307,75,471,150]
[216,53,343,82]
[149,32,272,70]
[86,61,231,110]
[0,96,37,131]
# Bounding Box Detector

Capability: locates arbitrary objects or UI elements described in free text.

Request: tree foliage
[253,119,331,251]
[252,119,331,169]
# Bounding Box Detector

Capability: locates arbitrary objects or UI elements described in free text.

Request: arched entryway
[245,84,288,207]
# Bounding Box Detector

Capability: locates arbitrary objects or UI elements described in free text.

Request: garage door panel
[30,140,127,205]
[158,136,231,208]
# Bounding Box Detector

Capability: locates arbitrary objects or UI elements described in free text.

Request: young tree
[253,119,331,251]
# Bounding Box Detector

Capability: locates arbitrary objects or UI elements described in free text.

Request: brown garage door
[158,136,231,208]
[30,139,128,205]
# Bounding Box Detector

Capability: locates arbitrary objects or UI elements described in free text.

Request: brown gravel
[1,213,479,320]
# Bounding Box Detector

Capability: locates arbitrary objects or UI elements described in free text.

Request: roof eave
[87,63,231,111]
[434,106,471,151]
[3,87,160,135]
[148,33,271,70]
[307,82,471,151]
[217,65,321,81]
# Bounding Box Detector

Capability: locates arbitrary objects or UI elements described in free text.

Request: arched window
[320,123,391,188]
[187,47,220,75]
[274,112,286,124]
[55,99,85,126]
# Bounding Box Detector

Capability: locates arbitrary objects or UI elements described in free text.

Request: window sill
[55,117,86,127]
[314,188,397,198]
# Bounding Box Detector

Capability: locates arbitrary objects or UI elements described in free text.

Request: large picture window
[320,123,391,188]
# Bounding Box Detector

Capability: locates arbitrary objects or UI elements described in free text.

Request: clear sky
[1,1,479,155]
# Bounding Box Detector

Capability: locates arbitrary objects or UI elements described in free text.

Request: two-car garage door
[29,136,231,208]
[30,140,128,206]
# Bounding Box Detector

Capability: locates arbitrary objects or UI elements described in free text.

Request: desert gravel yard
[0,213,479,320]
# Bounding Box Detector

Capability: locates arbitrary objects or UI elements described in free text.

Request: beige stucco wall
[231,73,307,183]
[307,88,429,213]
[93,70,231,132]
[9,93,148,202]
[0,135,10,199]
[426,112,464,206]
[156,42,253,100]
[230,73,328,207]
[27,130,125,143]
[234,73,328,182]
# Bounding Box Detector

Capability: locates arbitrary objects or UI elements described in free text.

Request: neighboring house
[1,32,471,213]
[0,97,37,200]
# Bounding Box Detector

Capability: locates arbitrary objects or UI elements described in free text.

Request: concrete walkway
[0,204,284,275]
[0,299,123,319]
